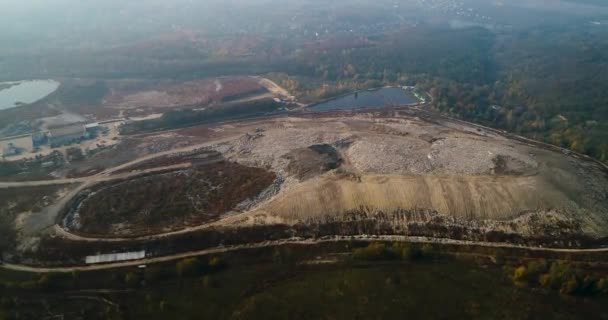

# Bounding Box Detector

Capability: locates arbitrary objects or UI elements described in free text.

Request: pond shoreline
[0,79,60,110]
[306,86,422,111]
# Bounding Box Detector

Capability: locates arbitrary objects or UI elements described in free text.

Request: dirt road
[0,135,241,189]
[254,76,291,98]
[3,235,608,273]
[11,135,241,234]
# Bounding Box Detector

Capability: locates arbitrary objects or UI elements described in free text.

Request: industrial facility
[0,122,103,158]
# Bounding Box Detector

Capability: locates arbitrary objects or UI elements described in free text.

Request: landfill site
[3,100,608,267]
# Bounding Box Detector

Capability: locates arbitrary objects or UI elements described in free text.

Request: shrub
[352,242,399,261]
[525,260,549,284]
[512,266,528,284]
[420,243,437,259]
[124,272,141,288]
[201,275,211,288]
[145,265,173,283]
[208,256,226,270]
[512,260,548,285]
[37,272,73,290]
[493,248,506,265]
[579,275,598,295]
[560,277,580,295]
[515,261,606,296]
[159,300,171,312]
[596,278,608,294]
[539,262,575,290]
[272,247,294,264]
[392,242,422,260]
[176,258,201,277]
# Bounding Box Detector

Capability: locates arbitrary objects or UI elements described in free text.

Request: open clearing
[103,76,270,117]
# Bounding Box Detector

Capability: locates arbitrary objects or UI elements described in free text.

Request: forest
[268,24,608,162]
[1,0,607,162]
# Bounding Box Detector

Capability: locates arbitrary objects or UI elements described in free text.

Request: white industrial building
[85,250,146,264]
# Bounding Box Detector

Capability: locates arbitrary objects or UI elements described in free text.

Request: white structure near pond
[0,80,60,110]
[85,250,146,264]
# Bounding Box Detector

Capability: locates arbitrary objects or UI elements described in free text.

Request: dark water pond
[310,87,418,111]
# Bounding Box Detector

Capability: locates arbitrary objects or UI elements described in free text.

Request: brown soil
[283,144,343,180]
[103,77,266,112]
[72,162,276,237]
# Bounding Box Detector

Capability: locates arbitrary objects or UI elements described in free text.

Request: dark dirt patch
[283,144,342,180]
[492,155,535,175]
[71,161,276,237]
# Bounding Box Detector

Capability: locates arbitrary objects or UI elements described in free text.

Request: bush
[493,248,506,265]
[512,266,528,284]
[597,278,608,294]
[201,275,211,288]
[37,272,74,290]
[420,243,437,259]
[145,265,174,283]
[272,247,294,264]
[539,262,576,290]
[159,300,171,312]
[560,277,580,295]
[525,260,548,284]
[176,258,201,277]
[124,272,141,288]
[352,242,399,261]
[392,242,422,260]
[353,242,441,261]
[513,261,607,296]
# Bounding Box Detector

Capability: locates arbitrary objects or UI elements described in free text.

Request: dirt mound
[261,174,573,221]
[211,115,608,240]
[283,144,342,180]
[104,77,267,112]
[66,162,276,237]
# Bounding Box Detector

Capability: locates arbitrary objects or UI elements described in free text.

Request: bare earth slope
[5,110,608,268]
[214,113,608,244]
[32,111,607,250]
